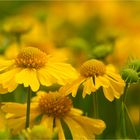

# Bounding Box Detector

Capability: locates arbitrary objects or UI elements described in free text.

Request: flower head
[1,89,106,139]
[0,46,78,93]
[65,59,125,101]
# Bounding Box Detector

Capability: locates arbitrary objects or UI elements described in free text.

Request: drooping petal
[40,115,54,133]
[103,86,115,101]
[0,85,8,94]
[71,115,106,136]
[95,76,110,89]
[64,76,85,97]
[105,75,124,95]
[0,68,20,93]
[64,116,88,140]
[82,77,96,97]
[55,118,66,140]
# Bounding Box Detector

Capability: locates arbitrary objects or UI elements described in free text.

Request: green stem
[25,86,32,128]
[124,103,138,139]
[121,102,127,138]
[121,83,138,139]
[15,33,21,45]
[121,84,129,138]
[122,83,129,103]
[93,92,99,118]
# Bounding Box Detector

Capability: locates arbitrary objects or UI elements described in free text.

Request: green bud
[0,130,10,140]
[91,44,113,59]
[66,38,89,53]
[30,125,53,139]
[128,60,140,72]
[35,11,48,23]
[121,68,139,83]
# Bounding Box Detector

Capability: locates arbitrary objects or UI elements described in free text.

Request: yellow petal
[55,118,66,140]
[0,85,8,94]
[69,108,83,116]
[70,77,85,97]
[64,116,88,140]
[41,115,54,132]
[38,68,55,86]
[8,116,26,135]
[60,76,84,97]
[0,68,20,92]
[82,77,96,97]
[45,62,78,84]
[103,87,115,101]
[15,68,40,92]
[7,113,38,135]
[95,76,109,89]
[72,115,106,136]
[0,68,19,84]
[1,103,26,116]
[105,75,124,95]
[0,60,14,72]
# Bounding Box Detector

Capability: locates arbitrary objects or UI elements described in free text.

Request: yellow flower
[0,47,77,93]
[2,89,106,139]
[65,59,125,101]
[0,109,6,130]
[2,16,32,36]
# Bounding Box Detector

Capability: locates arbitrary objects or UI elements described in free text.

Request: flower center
[38,93,72,117]
[80,59,106,77]
[15,47,47,69]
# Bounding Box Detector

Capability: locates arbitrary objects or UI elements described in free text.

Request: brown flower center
[80,59,106,77]
[38,92,72,117]
[15,47,47,69]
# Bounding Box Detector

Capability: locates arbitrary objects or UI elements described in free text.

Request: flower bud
[66,38,89,53]
[91,44,113,59]
[121,68,139,83]
[128,60,140,73]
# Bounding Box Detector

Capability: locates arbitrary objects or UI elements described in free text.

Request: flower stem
[121,83,129,138]
[16,34,21,45]
[122,83,129,103]
[25,86,32,128]
[121,102,127,138]
[121,83,138,139]
[124,103,138,139]
[93,92,99,118]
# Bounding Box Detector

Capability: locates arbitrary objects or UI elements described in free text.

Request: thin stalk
[25,86,32,128]
[124,103,138,139]
[121,83,129,138]
[122,83,129,103]
[121,102,127,138]
[93,92,99,118]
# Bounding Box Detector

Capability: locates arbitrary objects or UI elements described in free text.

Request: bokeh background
[0,1,140,139]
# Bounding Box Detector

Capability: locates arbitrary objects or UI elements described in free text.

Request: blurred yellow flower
[4,43,21,59]
[2,16,32,36]
[0,109,6,130]
[107,36,140,67]
[2,89,106,139]
[65,59,125,101]
[0,47,77,93]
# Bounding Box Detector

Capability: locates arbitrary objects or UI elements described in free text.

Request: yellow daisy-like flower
[0,47,77,93]
[1,89,106,139]
[65,59,125,101]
